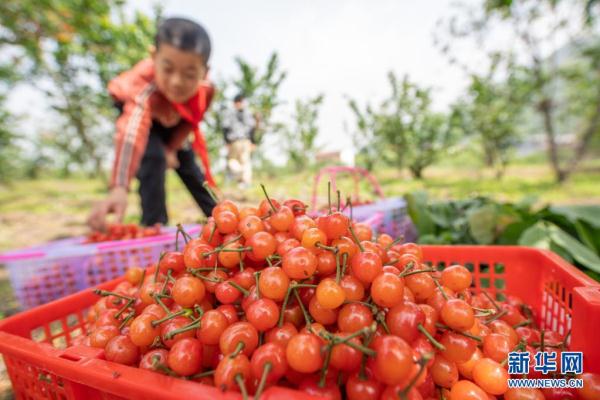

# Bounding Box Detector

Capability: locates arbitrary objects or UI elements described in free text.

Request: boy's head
[153,17,211,104]
[233,93,245,110]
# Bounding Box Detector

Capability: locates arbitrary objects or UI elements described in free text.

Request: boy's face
[153,43,208,104]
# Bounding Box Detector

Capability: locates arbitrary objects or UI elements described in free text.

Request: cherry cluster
[85,224,162,243]
[76,190,599,400]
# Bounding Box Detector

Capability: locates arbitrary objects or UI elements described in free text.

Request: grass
[1,158,599,252]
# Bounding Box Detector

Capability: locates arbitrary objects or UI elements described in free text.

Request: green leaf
[547,223,600,273]
[467,204,497,244]
[405,191,435,236]
[574,220,599,254]
[497,220,536,244]
[549,205,600,229]
[518,222,552,250]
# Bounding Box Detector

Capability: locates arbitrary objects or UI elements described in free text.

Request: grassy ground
[2,159,600,252]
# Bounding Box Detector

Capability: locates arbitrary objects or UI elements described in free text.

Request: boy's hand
[165,150,180,169]
[87,186,128,231]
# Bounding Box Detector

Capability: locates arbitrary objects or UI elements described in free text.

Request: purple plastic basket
[345,197,417,242]
[0,225,200,310]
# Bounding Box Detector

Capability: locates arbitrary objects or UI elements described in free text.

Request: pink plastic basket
[0,225,200,310]
[311,166,416,241]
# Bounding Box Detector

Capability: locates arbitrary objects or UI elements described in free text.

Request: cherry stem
[315,242,338,253]
[202,181,219,203]
[327,181,332,214]
[207,223,217,244]
[138,269,146,290]
[434,323,483,343]
[384,236,404,251]
[235,374,249,400]
[348,225,365,252]
[151,309,188,327]
[94,289,134,302]
[152,293,172,315]
[485,309,508,324]
[346,196,353,220]
[418,323,446,351]
[337,190,341,211]
[359,329,376,380]
[188,270,222,283]
[293,288,312,327]
[155,253,165,283]
[319,344,333,387]
[513,319,532,329]
[540,330,545,352]
[230,341,245,358]
[187,369,215,380]
[335,252,341,284]
[501,341,527,367]
[254,362,272,399]
[254,272,261,298]
[376,312,391,334]
[113,299,133,319]
[192,267,228,272]
[399,353,434,400]
[433,278,449,301]
[325,332,376,357]
[278,285,293,327]
[118,312,135,330]
[176,223,192,242]
[228,280,249,297]
[163,320,200,340]
[260,183,277,213]
[400,268,436,278]
[341,253,349,277]
[292,283,318,289]
[482,291,501,311]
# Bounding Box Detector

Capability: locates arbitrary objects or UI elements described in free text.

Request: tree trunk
[537,98,566,182]
[561,87,600,180]
[409,165,424,179]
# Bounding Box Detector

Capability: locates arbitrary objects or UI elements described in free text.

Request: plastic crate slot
[480,278,490,289]
[464,262,475,272]
[58,353,81,362]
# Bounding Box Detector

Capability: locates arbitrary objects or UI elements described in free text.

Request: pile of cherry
[77,190,599,400]
[85,223,162,243]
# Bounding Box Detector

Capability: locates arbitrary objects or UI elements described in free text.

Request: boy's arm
[88,84,155,231]
[110,84,155,189]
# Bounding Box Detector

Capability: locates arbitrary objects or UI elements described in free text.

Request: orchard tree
[453,57,528,177]
[282,94,324,170]
[349,73,456,179]
[231,52,287,146]
[436,0,600,182]
[0,0,157,177]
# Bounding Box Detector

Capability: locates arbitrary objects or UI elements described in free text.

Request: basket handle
[310,166,385,211]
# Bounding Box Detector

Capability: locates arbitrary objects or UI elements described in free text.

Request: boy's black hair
[155,17,211,63]
[234,93,245,103]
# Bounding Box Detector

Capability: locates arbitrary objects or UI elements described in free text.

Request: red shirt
[108,58,215,189]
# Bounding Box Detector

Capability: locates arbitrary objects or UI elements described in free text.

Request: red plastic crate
[0,246,598,400]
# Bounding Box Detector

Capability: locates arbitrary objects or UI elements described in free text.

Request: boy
[222,93,259,189]
[88,17,217,230]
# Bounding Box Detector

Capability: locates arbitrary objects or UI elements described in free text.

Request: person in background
[222,93,259,189]
[88,17,217,230]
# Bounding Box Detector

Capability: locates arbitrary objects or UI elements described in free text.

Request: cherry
[265,322,298,348]
[472,357,508,395]
[430,354,458,388]
[246,298,279,332]
[105,335,140,366]
[346,372,383,400]
[371,272,404,308]
[315,278,345,309]
[167,337,203,376]
[214,353,251,392]
[370,335,413,385]
[197,309,229,345]
[449,380,488,400]
[140,348,169,373]
[440,298,475,331]
[386,301,425,343]
[338,303,374,333]
[258,266,290,301]
[441,265,472,292]
[286,333,323,373]
[282,247,318,279]
[172,276,205,308]
[219,321,259,357]
[351,251,382,284]
[247,231,276,260]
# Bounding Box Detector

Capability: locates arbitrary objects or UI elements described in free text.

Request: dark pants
[136,122,216,225]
